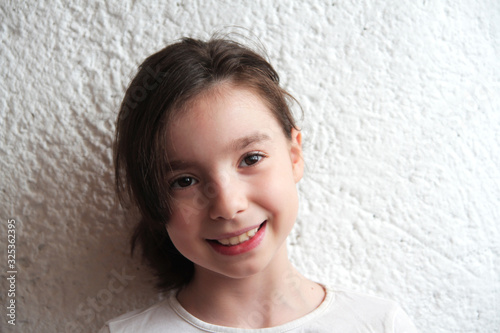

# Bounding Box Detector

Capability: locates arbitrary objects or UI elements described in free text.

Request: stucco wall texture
[1,0,499,332]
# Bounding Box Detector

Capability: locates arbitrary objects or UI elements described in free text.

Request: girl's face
[165,85,303,280]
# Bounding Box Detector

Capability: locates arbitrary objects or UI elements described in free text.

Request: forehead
[166,85,285,155]
[177,84,271,120]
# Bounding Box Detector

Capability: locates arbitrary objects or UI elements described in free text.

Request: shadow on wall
[12,113,158,332]
[60,146,157,332]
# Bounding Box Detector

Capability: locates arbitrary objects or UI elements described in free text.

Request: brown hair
[114,37,299,291]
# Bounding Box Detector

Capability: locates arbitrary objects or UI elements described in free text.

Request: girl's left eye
[240,153,265,167]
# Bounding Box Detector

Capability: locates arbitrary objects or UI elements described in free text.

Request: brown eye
[171,176,198,189]
[240,153,264,167]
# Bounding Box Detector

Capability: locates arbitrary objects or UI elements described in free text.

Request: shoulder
[317,287,418,332]
[331,288,399,312]
[99,287,418,333]
[99,292,195,333]
[99,299,171,333]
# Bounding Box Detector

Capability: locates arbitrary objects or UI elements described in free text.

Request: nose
[208,175,248,220]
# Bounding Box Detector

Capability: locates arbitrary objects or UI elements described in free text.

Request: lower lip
[208,221,267,256]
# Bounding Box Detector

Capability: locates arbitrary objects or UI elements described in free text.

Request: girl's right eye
[170,176,198,189]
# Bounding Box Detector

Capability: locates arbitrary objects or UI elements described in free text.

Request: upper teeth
[217,226,259,246]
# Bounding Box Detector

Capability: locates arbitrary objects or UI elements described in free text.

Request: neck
[176,246,325,328]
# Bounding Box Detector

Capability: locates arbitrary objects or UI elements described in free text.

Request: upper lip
[207,221,265,241]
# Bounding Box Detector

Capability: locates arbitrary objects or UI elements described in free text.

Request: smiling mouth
[209,222,265,246]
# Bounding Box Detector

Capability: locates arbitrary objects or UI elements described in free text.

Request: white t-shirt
[99,288,418,332]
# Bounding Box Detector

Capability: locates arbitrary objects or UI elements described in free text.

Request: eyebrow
[167,159,198,172]
[230,132,272,151]
[167,132,272,172]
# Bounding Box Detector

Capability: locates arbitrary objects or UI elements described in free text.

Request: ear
[289,128,304,183]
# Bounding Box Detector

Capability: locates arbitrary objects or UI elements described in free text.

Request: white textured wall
[1,1,499,332]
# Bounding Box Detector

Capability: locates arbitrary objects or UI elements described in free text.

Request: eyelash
[169,176,198,189]
[169,152,267,190]
[240,151,266,167]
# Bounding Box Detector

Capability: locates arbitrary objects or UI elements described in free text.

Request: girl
[100,37,418,332]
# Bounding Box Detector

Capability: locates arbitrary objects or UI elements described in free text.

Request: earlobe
[290,128,304,183]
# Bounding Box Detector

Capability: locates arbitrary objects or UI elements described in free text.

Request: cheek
[166,218,202,263]
[256,161,299,219]
[166,220,189,249]
[166,204,203,247]
[167,190,209,226]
